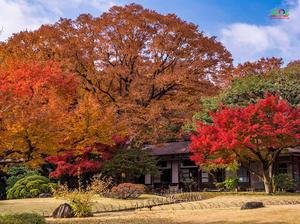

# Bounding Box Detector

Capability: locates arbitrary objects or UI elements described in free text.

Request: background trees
[185,59,300,130]
[233,57,283,78]
[190,95,300,194]
[0,4,232,143]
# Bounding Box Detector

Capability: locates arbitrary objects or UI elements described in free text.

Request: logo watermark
[270,8,289,19]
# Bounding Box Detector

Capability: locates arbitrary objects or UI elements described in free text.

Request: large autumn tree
[0,4,233,142]
[190,95,300,194]
[0,60,77,167]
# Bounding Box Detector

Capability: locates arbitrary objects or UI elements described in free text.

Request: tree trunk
[262,165,274,194]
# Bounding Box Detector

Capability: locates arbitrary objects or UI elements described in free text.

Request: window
[160,169,172,183]
[278,163,288,174]
[181,159,196,167]
[157,161,170,169]
[181,168,197,181]
[237,167,249,183]
[201,172,209,183]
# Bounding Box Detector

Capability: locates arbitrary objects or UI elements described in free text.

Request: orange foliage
[0,4,233,143]
[0,60,77,167]
[233,57,283,77]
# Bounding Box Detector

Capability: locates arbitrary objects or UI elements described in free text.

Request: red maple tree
[190,94,300,193]
[45,136,128,178]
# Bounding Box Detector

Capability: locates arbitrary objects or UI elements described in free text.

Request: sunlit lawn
[47,204,300,224]
[1,193,300,223]
[0,194,164,216]
[148,194,300,211]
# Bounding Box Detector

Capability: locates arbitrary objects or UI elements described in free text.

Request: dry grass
[147,194,300,211]
[0,194,164,216]
[0,197,65,216]
[47,204,300,224]
[1,193,300,220]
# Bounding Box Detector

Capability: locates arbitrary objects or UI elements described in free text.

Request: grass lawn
[1,193,300,223]
[0,194,165,216]
[148,194,300,211]
[47,204,300,224]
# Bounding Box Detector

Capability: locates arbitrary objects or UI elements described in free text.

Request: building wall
[145,153,300,192]
[293,156,300,190]
[172,160,179,184]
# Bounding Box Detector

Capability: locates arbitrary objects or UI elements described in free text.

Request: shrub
[53,184,93,217]
[0,213,46,224]
[215,177,238,191]
[67,190,94,217]
[6,175,56,199]
[110,183,145,199]
[52,183,69,199]
[6,165,39,190]
[88,174,112,196]
[274,173,295,192]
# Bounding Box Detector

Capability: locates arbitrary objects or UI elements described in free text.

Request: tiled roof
[145,141,190,156]
[145,143,300,156]
[287,147,300,154]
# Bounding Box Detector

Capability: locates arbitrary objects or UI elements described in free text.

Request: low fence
[93,192,203,213]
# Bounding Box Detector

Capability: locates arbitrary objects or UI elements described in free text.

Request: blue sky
[0,0,299,64]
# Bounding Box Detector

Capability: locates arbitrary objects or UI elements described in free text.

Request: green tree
[102,146,159,183]
[185,69,300,132]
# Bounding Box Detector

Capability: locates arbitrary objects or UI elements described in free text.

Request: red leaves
[45,136,127,178]
[0,60,79,167]
[190,94,300,166]
[46,147,106,178]
[0,60,77,101]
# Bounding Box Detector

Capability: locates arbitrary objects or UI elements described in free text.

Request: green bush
[6,175,56,199]
[274,173,295,192]
[110,183,145,199]
[0,213,46,224]
[215,177,238,191]
[6,165,39,190]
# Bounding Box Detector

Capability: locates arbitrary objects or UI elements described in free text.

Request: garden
[0,3,300,224]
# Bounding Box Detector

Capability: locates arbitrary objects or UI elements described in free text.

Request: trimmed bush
[6,165,39,190]
[110,183,145,199]
[0,213,46,224]
[7,175,56,199]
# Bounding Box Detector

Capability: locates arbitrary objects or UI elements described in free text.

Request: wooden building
[144,141,300,192]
